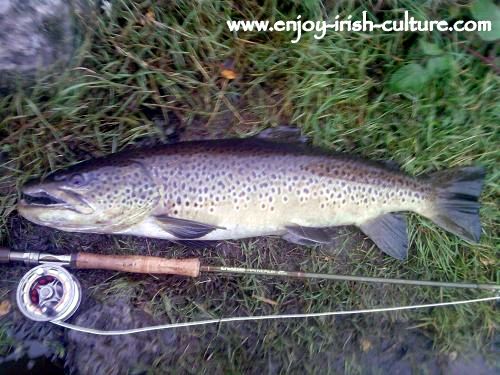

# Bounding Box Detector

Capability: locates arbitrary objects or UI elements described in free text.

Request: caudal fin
[427,166,485,243]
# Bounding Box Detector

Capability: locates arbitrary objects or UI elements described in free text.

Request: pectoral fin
[154,215,225,239]
[359,213,408,260]
[283,225,334,246]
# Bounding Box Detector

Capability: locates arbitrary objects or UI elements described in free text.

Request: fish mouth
[18,186,94,214]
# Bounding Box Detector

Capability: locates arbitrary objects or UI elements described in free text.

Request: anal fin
[283,225,334,246]
[359,213,408,260]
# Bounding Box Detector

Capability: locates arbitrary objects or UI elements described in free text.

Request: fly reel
[16,264,82,322]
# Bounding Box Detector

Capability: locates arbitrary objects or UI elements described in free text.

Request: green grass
[0,0,499,372]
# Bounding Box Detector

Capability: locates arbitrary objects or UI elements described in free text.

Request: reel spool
[16,264,82,322]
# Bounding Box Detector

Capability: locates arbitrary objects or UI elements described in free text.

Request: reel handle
[73,252,201,277]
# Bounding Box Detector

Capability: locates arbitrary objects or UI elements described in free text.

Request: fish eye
[69,174,86,187]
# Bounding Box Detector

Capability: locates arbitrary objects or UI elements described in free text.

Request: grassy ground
[0,0,499,373]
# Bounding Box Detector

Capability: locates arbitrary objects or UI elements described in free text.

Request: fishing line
[4,248,497,335]
[52,295,498,336]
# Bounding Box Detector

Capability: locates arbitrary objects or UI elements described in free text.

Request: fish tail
[426,166,485,243]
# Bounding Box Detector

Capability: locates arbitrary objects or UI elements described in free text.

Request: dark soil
[0,214,498,374]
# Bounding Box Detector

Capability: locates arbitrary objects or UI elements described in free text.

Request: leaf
[470,0,500,41]
[220,68,238,80]
[146,9,155,22]
[141,8,155,25]
[220,58,238,80]
[479,256,495,266]
[252,294,278,306]
[426,56,455,77]
[0,300,11,317]
[389,63,430,95]
[360,339,373,352]
[419,40,443,56]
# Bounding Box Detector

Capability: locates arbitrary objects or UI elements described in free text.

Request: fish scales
[136,140,431,239]
[17,139,485,259]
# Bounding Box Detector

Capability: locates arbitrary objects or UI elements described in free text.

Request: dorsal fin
[254,125,309,144]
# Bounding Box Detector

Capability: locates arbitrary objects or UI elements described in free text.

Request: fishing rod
[1,247,498,325]
[1,247,499,290]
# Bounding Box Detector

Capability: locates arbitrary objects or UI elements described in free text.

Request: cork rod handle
[74,252,201,277]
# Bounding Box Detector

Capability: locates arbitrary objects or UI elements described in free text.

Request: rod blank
[201,265,500,291]
[1,247,498,291]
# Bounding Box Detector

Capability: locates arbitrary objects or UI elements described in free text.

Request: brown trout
[17,139,485,259]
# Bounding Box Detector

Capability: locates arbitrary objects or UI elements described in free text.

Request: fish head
[17,158,161,233]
